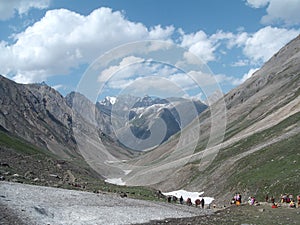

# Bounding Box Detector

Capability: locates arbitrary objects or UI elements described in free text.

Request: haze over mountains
[0,34,299,203]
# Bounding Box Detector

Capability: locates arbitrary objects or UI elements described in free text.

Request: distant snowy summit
[98,94,206,108]
[99,96,117,106]
[98,95,169,108]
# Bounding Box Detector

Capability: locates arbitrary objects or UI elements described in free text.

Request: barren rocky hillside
[152,34,300,202]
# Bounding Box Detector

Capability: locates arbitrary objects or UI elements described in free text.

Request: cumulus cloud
[231,26,299,64]
[99,56,145,83]
[246,0,300,26]
[0,0,50,20]
[0,7,174,83]
[180,30,217,63]
[231,59,250,67]
[98,57,210,99]
[104,61,180,90]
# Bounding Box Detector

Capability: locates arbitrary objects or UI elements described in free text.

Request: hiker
[235,194,241,206]
[281,194,287,203]
[179,196,184,204]
[167,196,172,203]
[297,195,300,208]
[231,197,236,205]
[271,196,275,204]
[186,198,192,206]
[201,198,205,208]
[265,194,269,202]
[290,200,296,208]
[172,196,178,203]
[195,199,201,207]
[249,196,255,205]
[238,193,242,204]
[234,193,238,202]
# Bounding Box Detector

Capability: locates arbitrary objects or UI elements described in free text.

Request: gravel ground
[0,182,212,225]
[137,202,300,225]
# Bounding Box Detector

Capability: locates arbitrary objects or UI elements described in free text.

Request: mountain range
[0,34,299,203]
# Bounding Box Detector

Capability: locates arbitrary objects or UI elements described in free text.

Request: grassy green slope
[227,132,300,201]
[188,112,300,202]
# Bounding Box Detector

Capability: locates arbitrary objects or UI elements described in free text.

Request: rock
[24,171,34,178]
[0,176,5,181]
[0,162,10,167]
[120,192,127,198]
[56,164,62,169]
[259,208,265,212]
[49,174,61,179]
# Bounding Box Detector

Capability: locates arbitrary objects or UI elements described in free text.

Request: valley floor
[1,182,299,225]
[0,181,212,225]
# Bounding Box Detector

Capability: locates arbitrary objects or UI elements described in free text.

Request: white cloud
[99,58,210,98]
[246,0,269,8]
[99,56,145,82]
[180,30,216,63]
[225,67,260,86]
[246,0,300,26]
[243,26,299,64]
[231,26,299,64]
[104,61,180,90]
[240,68,259,83]
[231,59,250,67]
[0,7,174,83]
[149,25,175,40]
[0,0,50,20]
[210,67,259,87]
[119,76,186,98]
[169,72,198,91]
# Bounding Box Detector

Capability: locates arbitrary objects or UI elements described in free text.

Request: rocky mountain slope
[151,34,300,202]
[0,74,207,181]
[0,78,78,158]
[97,95,207,150]
[98,34,299,202]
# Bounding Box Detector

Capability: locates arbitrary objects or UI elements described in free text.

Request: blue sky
[0,0,300,101]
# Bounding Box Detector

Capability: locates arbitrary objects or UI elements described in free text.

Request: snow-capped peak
[100,96,117,106]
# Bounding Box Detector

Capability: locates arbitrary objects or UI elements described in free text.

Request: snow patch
[162,190,214,205]
[124,170,132,175]
[105,178,125,185]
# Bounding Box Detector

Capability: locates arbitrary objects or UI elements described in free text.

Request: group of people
[266,193,300,208]
[231,193,242,205]
[231,192,300,208]
[248,196,258,206]
[166,195,205,208]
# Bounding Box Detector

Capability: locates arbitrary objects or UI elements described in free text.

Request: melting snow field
[0,182,213,225]
[104,177,125,185]
[104,179,215,206]
[162,190,214,205]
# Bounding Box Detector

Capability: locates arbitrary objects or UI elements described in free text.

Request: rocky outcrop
[0,77,77,158]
